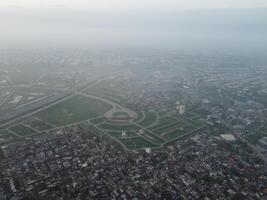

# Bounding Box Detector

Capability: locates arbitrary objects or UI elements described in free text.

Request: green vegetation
[0,75,207,150]
[107,131,138,138]
[149,117,178,131]
[0,130,17,143]
[10,124,36,136]
[162,126,194,141]
[154,122,186,135]
[90,116,106,125]
[112,111,130,120]
[36,95,112,126]
[98,123,139,131]
[172,115,202,128]
[163,129,185,140]
[184,112,200,120]
[85,87,127,103]
[119,137,158,149]
[137,111,157,127]
[0,125,9,131]
[140,130,165,144]
[182,126,195,132]
[0,130,9,135]
[134,111,145,123]
[26,119,53,131]
[157,104,178,117]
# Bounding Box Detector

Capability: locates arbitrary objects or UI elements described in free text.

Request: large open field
[0,130,18,144]
[10,124,36,136]
[0,76,206,150]
[35,95,112,126]
[86,103,205,150]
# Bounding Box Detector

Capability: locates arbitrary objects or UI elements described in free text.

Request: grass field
[112,111,131,120]
[84,85,128,103]
[26,119,53,131]
[183,112,201,120]
[139,130,165,144]
[154,122,186,135]
[119,137,158,149]
[90,116,107,125]
[149,116,177,130]
[137,111,157,127]
[35,95,112,126]
[94,102,205,149]
[10,124,36,136]
[0,125,10,131]
[107,131,138,138]
[158,105,176,117]
[172,115,202,128]
[134,111,145,123]
[0,130,17,143]
[98,122,139,131]
[0,75,206,150]
[163,129,185,140]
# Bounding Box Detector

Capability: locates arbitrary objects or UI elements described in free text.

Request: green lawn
[0,130,17,143]
[140,130,165,144]
[134,111,145,123]
[85,88,127,103]
[0,129,10,135]
[119,137,158,149]
[0,126,8,131]
[172,115,202,128]
[98,122,139,131]
[149,116,177,130]
[35,95,112,126]
[112,111,131,120]
[26,119,53,131]
[90,116,107,125]
[10,124,36,136]
[107,131,138,138]
[163,126,194,141]
[137,111,157,127]
[154,122,186,135]
[163,129,185,141]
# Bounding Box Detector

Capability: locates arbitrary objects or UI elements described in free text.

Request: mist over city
[0,0,267,199]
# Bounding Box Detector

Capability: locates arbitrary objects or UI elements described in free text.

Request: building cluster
[126,85,181,112]
[0,125,266,200]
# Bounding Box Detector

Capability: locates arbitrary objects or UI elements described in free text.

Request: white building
[179,105,185,115]
[122,131,127,137]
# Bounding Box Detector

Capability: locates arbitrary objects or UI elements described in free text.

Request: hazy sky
[0,0,266,54]
[1,0,267,11]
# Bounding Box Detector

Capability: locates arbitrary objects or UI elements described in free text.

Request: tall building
[179,105,185,115]
[121,131,127,137]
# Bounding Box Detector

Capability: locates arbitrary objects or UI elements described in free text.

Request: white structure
[145,148,152,154]
[1,146,9,157]
[122,131,127,137]
[179,105,185,115]
[220,134,236,142]
[138,129,144,135]
[56,129,63,135]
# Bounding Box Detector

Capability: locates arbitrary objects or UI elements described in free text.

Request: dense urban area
[0,49,267,199]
